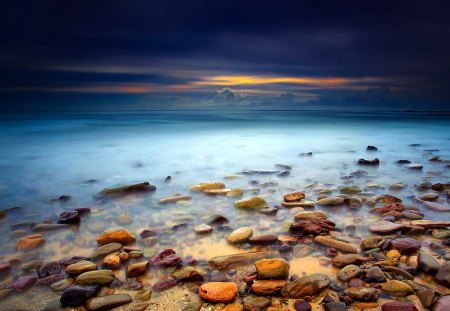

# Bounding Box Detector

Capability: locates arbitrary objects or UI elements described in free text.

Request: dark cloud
[1,0,449,110]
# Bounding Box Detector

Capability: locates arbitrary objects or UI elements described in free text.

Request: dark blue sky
[1,0,450,111]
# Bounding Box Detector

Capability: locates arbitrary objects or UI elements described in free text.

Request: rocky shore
[0,144,449,311]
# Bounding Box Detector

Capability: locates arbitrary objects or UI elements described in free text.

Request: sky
[1,0,450,111]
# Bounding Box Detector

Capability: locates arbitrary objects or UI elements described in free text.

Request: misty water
[0,110,449,310]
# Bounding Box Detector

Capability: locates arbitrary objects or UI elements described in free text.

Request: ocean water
[0,110,449,309]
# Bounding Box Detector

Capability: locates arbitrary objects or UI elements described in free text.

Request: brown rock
[103,254,121,270]
[290,219,335,235]
[390,238,421,255]
[194,224,213,234]
[127,261,149,277]
[208,251,278,270]
[379,194,402,204]
[16,234,45,251]
[159,195,192,204]
[314,236,357,253]
[248,234,278,245]
[234,197,267,209]
[251,280,286,295]
[198,282,238,303]
[190,182,225,191]
[360,237,383,250]
[375,203,404,214]
[369,221,411,234]
[222,304,244,311]
[381,280,415,297]
[281,273,331,299]
[344,287,379,301]
[284,191,305,202]
[294,211,326,220]
[85,294,132,311]
[255,259,289,279]
[96,229,136,245]
[410,220,450,229]
[65,260,98,274]
[75,270,115,285]
[332,254,364,268]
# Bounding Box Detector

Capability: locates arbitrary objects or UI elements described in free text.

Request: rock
[293,245,314,258]
[402,211,423,220]
[248,234,278,245]
[381,302,417,311]
[284,192,305,202]
[58,211,80,224]
[383,266,414,280]
[338,265,361,282]
[234,197,267,209]
[198,282,238,302]
[381,280,415,297]
[324,301,347,311]
[227,227,253,244]
[432,228,450,239]
[96,229,135,245]
[98,182,156,197]
[281,273,331,299]
[432,295,450,311]
[85,294,132,311]
[378,194,402,203]
[290,219,336,235]
[118,213,132,225]
[283,200,316,208]
[103,254,121,269]
[60,285,100,307]
[364,266,386,282]
[152,279,177,292]
[411,220,450,229]
[222,304,243,311]
[405,163,423,169]
[418,252,440,274]
[51,278,73,292]
[242,296,271,311]
[251,280,286,295]
[0,261,11,275]
[150,249,182,267]
[8,274,36,292]
[134,289,151,301]
[339,186,361,194]
[33,223,70,232]
[206,213,229,225]
[194,224,212,234]
[332,254,364,268]
[357,158,379,165]
[75,270,115,285]
[389,183,406,191]
[375,203,405,214]
[38,273,66,286]
[210,270,228,282]
[344,287,379,301]
[317,197,345,205]
[159,195,192,204]
[360,237,383,250]
[208,251,278,270]
[93,242,123,258]
[38,261,62,278]
[255,259,289,279]
[369,221,411,234]
[227,188,244,198]
[390,238,421,254]
[190,182,225,191]
[66,260,98,274]
[142,237,158,247]
[240,169,280,175]
[314,236,357,253]
[0,289,12,300]
[435,263,450,287]
[16,234,45,251]
[423,201,450,211]
[420,193,440,201]
[127,261,149,277]
[294,211,326,220]
[294,300,311,311]
[171,266,204,281]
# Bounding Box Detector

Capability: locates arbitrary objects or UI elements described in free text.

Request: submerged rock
[418,252,440,275]
[281,273,331,299]
[390,238,421,255]
[60,285,100,307]
[381,280,415,297]
[290,219,336,235]
[234,196,267,209]
[314,236,357,253]
[251,280,286,295]
[316,197,345,205]
[198,282,238,302]
[190,182,225,191]
[96,229,136,245]
[85,294,132,311]
[75,270,115,285]
[227,227,253,244]
[98,182,156,197]
[357,158,380,165]
[255,259,289,279]
[8,274,36,292]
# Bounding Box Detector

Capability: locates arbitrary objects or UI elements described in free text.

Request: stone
[432,295,450,311]
[227,227,253,244]
[402,211,423,220]
[420,193,440,201]
[369,221,411,234]
[255,259,289,279]
[251,280,286,295]
[98,182,156,197]
[357,158,379,165]
[127,261,149,277]
[338,265,361,282]
[378,194,402,203]
[75,270,115,285]
[0,289,12,299]
[294,300,311,311]
[150,249,182,267]
[33,223,70,231]
[411,220,450,229]
[227,188,244,198]
[51,278,73,292]
[96,229,136,245]
[142,237,158,247]
[248,234,278,245]
[60,285,100,307]
[152,279,177,292]
[339,185,361,194]
[381,302,417,311]
[159,195,192,204]
[281,273,330,299]
[16,234,45,251]
[103,254,121,269]
[198,282,238,302]
[317,197,345,205]
[66,260,98,274]
[58,211,80,224]
[290,219,335,235]
[284,192,305,202]
[324,302,347,311]
[208,251,278,270]
[294,211,326,220]
[171,266,204,281]
[390,238,421,255]
[223,304,244,311]
[234,197,267,209]
[0,261,11,275]
[85,294,132,311]
[435,263,450,287]
[8,274,36,292]
[38,261,62,278]
[381,280,414,297]
[344,287,379,301]
[332,254,364,267]
[190,182,225,191]
[364,266,385,282]
[243,296,271,311]
[375,203,405,214]
[118,213,132,224]
[314,236,357,253]
[405,163,423,169]
[422,201,450,211]
[360,237,383,250]
[134,288,151,301]
[93,242,122,258]
[293,245,314,258]
[194,224,212,234]
[418,252,440,274]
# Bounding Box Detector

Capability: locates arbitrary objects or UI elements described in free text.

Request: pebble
[194,224,213,234]
[103,254,121,269]
[418,252,440,274]
[381,280,414,297]
[337,265,361,282]
[85,293,132,311]
[93,242,123,258]
[281,273,330,298]
[118,213,132,224]
[75,270,115,285]
[66,260,98,274]
[96,229,136,245]
[234,196,267,209]
[227,227,253,244]
[365,266,386,283]
[127,261,149,277]
[314,236,357,253]
[198,282,238,302]
[390,238,421,255]
[16,234,45,251]
[432,295,450,311]
[324,301,348,311]
[255,259,289,279]
[60,285,100,307]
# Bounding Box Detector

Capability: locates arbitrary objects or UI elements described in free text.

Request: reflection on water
[0,110,449,309]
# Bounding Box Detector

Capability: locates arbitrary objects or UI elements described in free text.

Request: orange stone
[283,191,305,202]
[222,304,243,311]
[16,234,45,251]
[96,229,136,245]
[199,282,238,303]
[251,280,287,295]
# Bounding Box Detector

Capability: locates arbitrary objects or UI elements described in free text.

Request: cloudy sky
[1,0,449,111]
